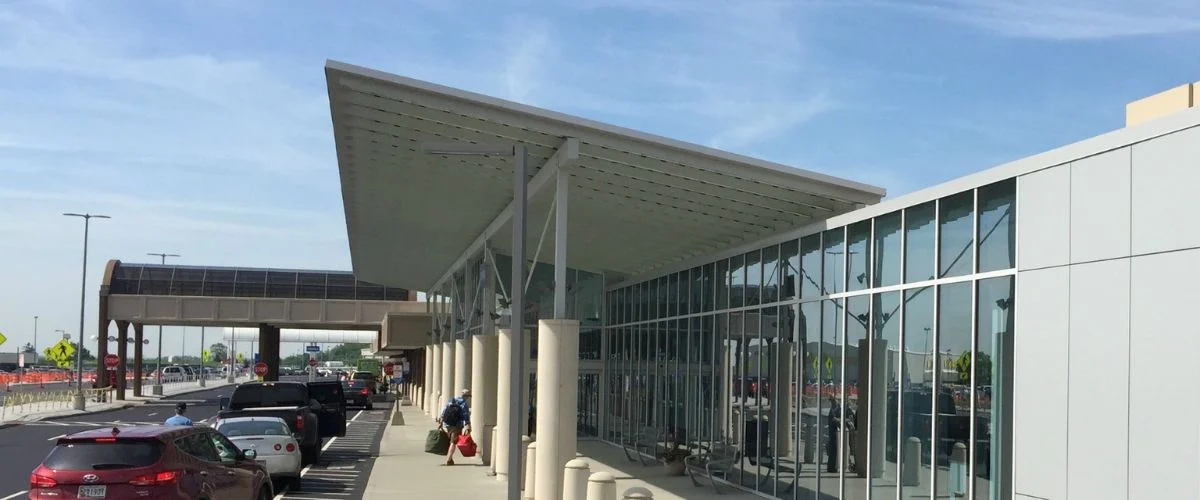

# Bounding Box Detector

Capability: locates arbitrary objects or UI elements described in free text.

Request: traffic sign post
[308,356,318,382]
[305,345,320,353]
[253,362,268,380]
[104,353,120,370]
[383,362,395,376]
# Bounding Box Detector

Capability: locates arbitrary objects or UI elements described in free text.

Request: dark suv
[29,425,272,499]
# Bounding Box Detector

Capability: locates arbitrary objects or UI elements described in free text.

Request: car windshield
[43,440,163,470]
[352,372,373,379]
[218,420,291,437]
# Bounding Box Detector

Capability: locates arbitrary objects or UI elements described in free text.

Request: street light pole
[146,252,179,395]
[32,315,39,363]
[64,212,110,411]
[198,326,206,387]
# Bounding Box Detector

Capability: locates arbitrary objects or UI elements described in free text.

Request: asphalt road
[0,375,390,500]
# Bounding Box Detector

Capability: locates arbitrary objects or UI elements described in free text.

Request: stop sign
[253,362,268,377]
[103,353,119,369]
[308,357,318,368]
[383,362,395,376]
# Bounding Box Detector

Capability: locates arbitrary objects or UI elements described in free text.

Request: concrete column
[115,320,129,400]
[455,338,472,399]
[430,343,443,415]
[259,324,281,382]
[423,345,434,411]
[495,328,532,479]
[770,342,793,458]
[535,319,581,500]
[471,334,499,465]
[132,323,144,397]
[96,295,110,388]
[440,340,455,407]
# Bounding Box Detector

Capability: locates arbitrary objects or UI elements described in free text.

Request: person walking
[164,402,193,426]
[437,389,472,465]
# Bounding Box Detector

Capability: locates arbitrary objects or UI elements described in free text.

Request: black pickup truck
[216,381,347,465]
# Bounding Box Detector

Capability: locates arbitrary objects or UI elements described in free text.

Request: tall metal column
[505,145,528,500]
[554,170,569,319]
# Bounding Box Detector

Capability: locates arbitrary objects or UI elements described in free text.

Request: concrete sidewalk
[363,404,755,499]
[0,376,244,425]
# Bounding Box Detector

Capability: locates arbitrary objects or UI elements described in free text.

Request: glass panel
[798,300,821,498]
[843,295,869,499]
[939,192,975,278]
[762,245,780,305]
[745,250,762,307]
[676,271,688,317]
[326,273,355,286]
[702,264,715,313]
[822,229,845,295]
[731,254,746,309]
[819,298,844,498]
[847,221,871,292]
[874,211,902,288]
[728,310,747,485]
[651,278,661,321]
[905,202,937,283]
[978,180,1016,273]
[717,259,730,311]
[266,271,295,284]
[700,315,716,450]
[975,276,1013,500]
[800,234,822,299]
[781,239,799,300]
[690,268,703,315]
[902,286,935,500]
[936,282,973,499]
[870,291,901,498]
[667,274,678,318]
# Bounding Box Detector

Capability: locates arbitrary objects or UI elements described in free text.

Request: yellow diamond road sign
[0,331,7,348]
[46,339,75,362]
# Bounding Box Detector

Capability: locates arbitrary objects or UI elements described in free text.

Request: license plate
[77,485,107,498]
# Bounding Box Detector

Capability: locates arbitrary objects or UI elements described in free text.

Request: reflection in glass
[731,254,746,309]
[746,250,762,307]
[820,299,844,499]
[781,239,799,300]
[868,291,902,498]
[763,245,780,304]
[798,301,821,498]
[701,315,716,450]
[975,277,1013,500]
[939,192,975,278]
[847,221,871,292]
[727,311,745,483]
[905,202,936,283]
[978,180,1016,273]
[668,273,679,317]
[800,235,822,299]
[717,259,730,311]
[874,211,902,288]
[843,295,869,499]
[823,229,845,295]
[902,286,934,499]
[936,282,972,499]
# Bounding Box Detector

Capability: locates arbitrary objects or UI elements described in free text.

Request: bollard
[901,437,922,487]
[622,486,653,499]
[563,458,591,500]
[949,441,967,498]
[523,441,537,499]
[489,426,498,472]
[587,471,617,500]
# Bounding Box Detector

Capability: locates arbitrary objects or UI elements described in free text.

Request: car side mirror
[240,449,257,461]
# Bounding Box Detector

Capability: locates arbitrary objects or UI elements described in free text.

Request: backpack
[443,400,464,424]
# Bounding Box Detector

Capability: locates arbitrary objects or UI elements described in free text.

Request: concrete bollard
[563,458,591,500]
[489,426,498,471]
[949,441,968,498]
[622,486,653,499]
[523,441,537,499]
[901,437,922,486]
[587,471,617,500]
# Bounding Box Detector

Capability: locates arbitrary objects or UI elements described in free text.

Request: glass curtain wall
[603,179,1016,499]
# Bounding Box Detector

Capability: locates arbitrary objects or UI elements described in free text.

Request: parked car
[215,416,303,491]
[341,380,373,410]
[28,425,272,499]
[216,381,346,466]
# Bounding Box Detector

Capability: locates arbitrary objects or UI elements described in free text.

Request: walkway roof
[326,60,886,291]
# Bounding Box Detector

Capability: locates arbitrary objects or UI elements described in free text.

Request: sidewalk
[0,376,244,426]
[362,403,756,499]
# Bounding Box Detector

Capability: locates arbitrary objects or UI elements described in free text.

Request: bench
[685,442,739,493]
[621,426,661,465]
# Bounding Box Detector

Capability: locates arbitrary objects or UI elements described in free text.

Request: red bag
[456,434,478,457]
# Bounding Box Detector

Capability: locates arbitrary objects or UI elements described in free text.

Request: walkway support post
[454,338,471,401]
[440,339,455,406]
[132,323,144,397]
[429,342,443,416]
[471,334,498,465]
[115,320,129,400]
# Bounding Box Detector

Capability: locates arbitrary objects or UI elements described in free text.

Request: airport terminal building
[328,60,1200,500]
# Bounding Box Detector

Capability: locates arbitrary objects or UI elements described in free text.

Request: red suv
[29,425,273,499]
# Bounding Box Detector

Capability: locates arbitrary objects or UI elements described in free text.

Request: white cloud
[879,0,1200,39]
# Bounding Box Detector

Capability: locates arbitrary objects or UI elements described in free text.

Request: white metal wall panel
[1013,266,1070,500]
[1129,249,1200,499]
[1131,126,1200,255]
[1017,165,1071,271]
[1067,259,1130,500]
[1070,148,1132,264]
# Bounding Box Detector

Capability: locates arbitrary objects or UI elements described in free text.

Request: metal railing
[1,387,116,421]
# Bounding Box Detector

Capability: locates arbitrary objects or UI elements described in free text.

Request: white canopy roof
[326,60,885,291]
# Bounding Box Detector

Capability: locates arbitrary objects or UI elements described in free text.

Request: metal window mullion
[968,278,979,500]
[896,206,907,500]
[929,197,941,500]
[865,217,876,499]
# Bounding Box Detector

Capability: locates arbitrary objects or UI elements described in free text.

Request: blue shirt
[440,397,470,426]
[164,415,193,426]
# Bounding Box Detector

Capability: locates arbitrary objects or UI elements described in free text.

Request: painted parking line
[274,408,382,500]
[1,491,28,500]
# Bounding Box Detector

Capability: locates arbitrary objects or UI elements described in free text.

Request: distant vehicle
[29,425,272,499]
[215,416,303,491]
[217,381,347,466]
[350,371,380,395]
[341,380,373,410]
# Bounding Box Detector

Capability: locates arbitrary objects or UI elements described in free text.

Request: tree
[955,351,992,385]
[209,343,229,363]
[20,342,35,353]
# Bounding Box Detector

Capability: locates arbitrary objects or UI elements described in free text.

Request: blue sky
[1,0,1198,358]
